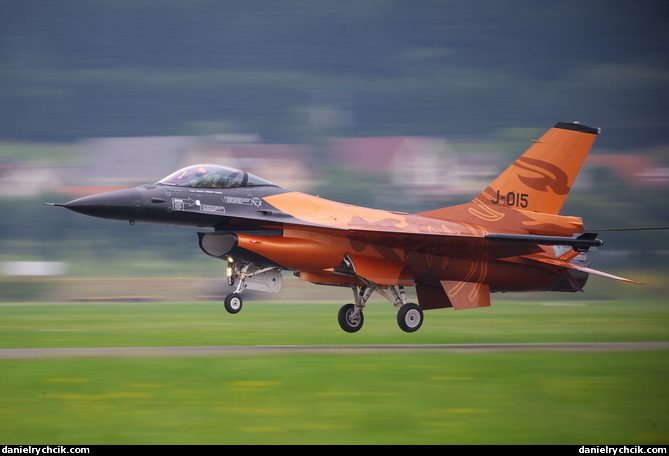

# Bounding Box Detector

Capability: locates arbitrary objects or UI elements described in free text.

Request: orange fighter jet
[50,121,641,332]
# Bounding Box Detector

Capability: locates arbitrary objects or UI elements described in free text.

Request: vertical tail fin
[473,122,600,215]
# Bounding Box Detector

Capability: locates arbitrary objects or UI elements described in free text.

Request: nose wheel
[224,293,243,314]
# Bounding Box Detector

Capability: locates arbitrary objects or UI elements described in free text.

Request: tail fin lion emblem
[514,156,571,195]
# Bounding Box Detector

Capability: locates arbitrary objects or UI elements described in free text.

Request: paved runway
[1,342,668,359]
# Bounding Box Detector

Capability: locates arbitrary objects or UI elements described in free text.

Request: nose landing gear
[223,259,282,314]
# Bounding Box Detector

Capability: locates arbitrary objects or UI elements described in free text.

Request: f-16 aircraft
[49,121,641,333]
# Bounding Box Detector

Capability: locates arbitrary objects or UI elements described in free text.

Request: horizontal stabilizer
[485,232,603,252]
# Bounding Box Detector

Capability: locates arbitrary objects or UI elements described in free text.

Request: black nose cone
[62,188,143,221]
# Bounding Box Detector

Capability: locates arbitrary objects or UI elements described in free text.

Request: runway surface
[1,342,668,359]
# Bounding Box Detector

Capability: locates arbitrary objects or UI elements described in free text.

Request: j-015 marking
[490,190,529,208]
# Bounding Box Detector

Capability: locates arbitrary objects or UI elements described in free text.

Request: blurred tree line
[1,0,668,148]
[1,0,668,277]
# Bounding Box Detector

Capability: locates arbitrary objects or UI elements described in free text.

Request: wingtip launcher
[484,232,604,252]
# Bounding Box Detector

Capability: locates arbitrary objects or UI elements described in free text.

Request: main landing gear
[338,283,424,333]
[223,260,424,333]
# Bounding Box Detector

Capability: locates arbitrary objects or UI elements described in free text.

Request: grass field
[1,298,668,444]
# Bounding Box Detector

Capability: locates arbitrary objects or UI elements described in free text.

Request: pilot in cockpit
[192,167,210,187]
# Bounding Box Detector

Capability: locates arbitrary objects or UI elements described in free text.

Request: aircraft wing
[345,228,606,259]
[343,227,642,284]
[346,228,543,260]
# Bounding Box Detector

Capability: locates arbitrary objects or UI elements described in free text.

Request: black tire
[338,303,364,333]
[224,293,243,314]
[397,303,423,333]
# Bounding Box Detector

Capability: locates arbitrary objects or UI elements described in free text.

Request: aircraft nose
[62,188,143,221]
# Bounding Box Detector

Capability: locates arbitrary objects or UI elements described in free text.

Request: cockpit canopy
[156,164,276,189]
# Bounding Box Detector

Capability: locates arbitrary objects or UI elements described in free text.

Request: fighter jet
[49,122,641,333]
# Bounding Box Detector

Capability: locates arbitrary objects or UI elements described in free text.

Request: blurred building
[587,154,669,188]
[48,134,463,200]
[29,134,669,205]
[0,161,64,197]
[186,139,315,192]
